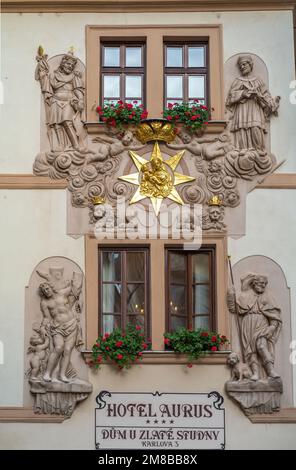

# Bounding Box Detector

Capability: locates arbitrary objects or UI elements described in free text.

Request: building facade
[0,0,296,450]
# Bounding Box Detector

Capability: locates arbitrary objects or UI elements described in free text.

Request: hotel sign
[95,391,225,449]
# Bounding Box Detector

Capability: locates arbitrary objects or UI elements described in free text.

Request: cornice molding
[1,0,295,13]
[0,175,67,189]
[0,407,65,423]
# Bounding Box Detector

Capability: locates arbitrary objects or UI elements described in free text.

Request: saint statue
[38,271,83,383]
[227,273,282,381]
[226,55,280,150]
[35,48,85,152]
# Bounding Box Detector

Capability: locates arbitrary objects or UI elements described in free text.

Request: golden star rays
[118,141,195,216]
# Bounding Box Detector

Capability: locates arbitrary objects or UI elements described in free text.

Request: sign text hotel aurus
[95,391,225,449]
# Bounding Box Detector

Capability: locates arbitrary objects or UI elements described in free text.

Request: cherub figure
[88,130,145,163]
[27,324,50,381]
[202,204,226,231]
[167,130,233,160]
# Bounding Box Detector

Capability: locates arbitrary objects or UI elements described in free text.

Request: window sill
[85,120,227,135]
[82,349,230,365]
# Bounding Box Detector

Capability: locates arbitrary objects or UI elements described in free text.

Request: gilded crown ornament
[91,196,105,205]
[119,141,195,216]
[135,120,176,144]
[208,195,223,206]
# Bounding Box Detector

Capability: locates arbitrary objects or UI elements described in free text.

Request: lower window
[166,247,215,331]
[98,247,150,335]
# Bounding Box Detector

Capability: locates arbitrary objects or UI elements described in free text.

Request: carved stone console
[24,257,92,418]
[225,377,283,415]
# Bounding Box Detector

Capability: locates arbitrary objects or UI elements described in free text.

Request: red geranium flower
[117,354,123,360]
[211,336,217,343]
[115,341,123,347]
[164,338,170,345]
[136,325,142,331]
[142,343,148,349]
[201,332,209,337]
[211,346,217,351]
[166,115,173,121]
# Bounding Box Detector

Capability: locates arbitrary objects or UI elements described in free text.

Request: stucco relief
[225,256,292,416]
[225,53,280,152]
[33,49,280,237]
[24,257,92,418]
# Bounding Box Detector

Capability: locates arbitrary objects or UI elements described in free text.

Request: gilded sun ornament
[118,141,195,216]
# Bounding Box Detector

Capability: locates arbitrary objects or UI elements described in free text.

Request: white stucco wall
[0,10,295,172]
[0,9,296,450]
[228,188,296,409]
[0,189,84,405]
[1,364,296,450]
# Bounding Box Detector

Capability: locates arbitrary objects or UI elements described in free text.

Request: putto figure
[226,55,280,150]
[227,273,282,381]
[35,47,85,152]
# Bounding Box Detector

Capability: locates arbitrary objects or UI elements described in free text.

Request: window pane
[102,252,121,281]
[166,99,183,107]
[169,285,186,316]
[192,253,209,282]
[171,316,187,331]
[127,314,145,328]
[125,99,142,105]
[166,75,183,98]
[189,99,205,106]
[166,47,183,67]
[127,252,145,281]
[127,284,145,315]
[170,253,186,284]
[104,47,120,67]
[104,99,120,106]
[103,314,121,334]
[194,316,209,330]
[193,285,209,314]
[126,75,142,98]
[104,75,120,97]
[102,284,121,312]
[126,47,142,67]
[188,47,205,67]
[189,75,205,98]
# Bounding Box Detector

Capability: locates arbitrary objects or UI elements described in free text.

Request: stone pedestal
[225,378,283,415]
[29,378,93,418]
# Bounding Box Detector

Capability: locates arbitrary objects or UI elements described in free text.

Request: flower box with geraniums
[163,327,229,368]
[162,100,210,134]
[90,324,151,370]
[96,101,148,129]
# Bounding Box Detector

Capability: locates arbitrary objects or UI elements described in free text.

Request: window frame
[86,25,224,122]
[100,42,146,106]
[164,41,209,107]
[98,246,150,337]
[85,236,228,351]
[165,245,216,332]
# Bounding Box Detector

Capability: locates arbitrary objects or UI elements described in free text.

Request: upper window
[101,43,145,106]
[164,42,208,107]
[98,247,149,335]
[166,247,215,332]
